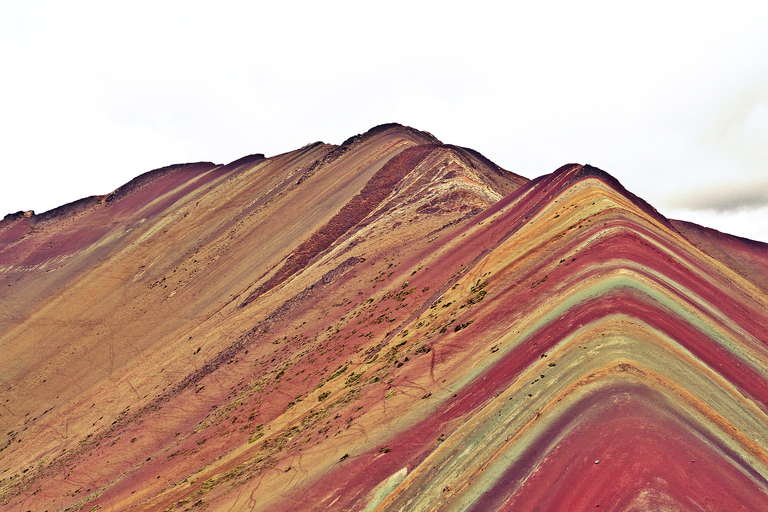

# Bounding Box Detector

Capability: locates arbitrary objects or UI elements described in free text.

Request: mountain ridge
[1,124,767,511]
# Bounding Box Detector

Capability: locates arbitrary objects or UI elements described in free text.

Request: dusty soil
[1,125,767,511]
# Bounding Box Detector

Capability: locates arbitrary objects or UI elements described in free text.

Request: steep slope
[670,219,768,295]
[0,124,529,510]
[312,164,768,511]
[1,127,767,511]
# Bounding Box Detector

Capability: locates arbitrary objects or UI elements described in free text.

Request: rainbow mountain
[1,124,768,511]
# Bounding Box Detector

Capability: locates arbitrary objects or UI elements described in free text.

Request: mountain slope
[1,126,767,511]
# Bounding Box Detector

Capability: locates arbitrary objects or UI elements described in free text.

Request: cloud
[672,181,768,213]
[701,77,768,174]
[2,1,768,242]
[664,205,768,244]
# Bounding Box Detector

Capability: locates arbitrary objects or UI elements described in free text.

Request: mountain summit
[1,124,767,511]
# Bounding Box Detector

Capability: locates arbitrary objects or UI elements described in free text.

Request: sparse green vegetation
[248,425,264,443]
[344,372,363,387]
[466,279,489,305]
[414,345,431,355]
[326,364,348,381]
[454,321,473,332]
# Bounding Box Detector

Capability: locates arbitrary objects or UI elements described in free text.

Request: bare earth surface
[1,124,767,511]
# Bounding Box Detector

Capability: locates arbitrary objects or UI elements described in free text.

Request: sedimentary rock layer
[0,125,766,511]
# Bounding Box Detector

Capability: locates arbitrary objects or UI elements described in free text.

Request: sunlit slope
[0,124,528,510]
[333,164,768,511]
[1,129,766,511]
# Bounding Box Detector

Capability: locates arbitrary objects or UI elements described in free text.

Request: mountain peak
[2,126,767,511]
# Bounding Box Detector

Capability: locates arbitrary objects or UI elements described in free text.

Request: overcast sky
[1,1,767,242]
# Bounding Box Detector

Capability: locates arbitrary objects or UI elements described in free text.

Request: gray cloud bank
[672,181,768,213]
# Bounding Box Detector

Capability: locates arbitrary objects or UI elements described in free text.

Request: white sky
[1,1,767,242]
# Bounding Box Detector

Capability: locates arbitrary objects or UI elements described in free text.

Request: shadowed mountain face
[1,124,767,511]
